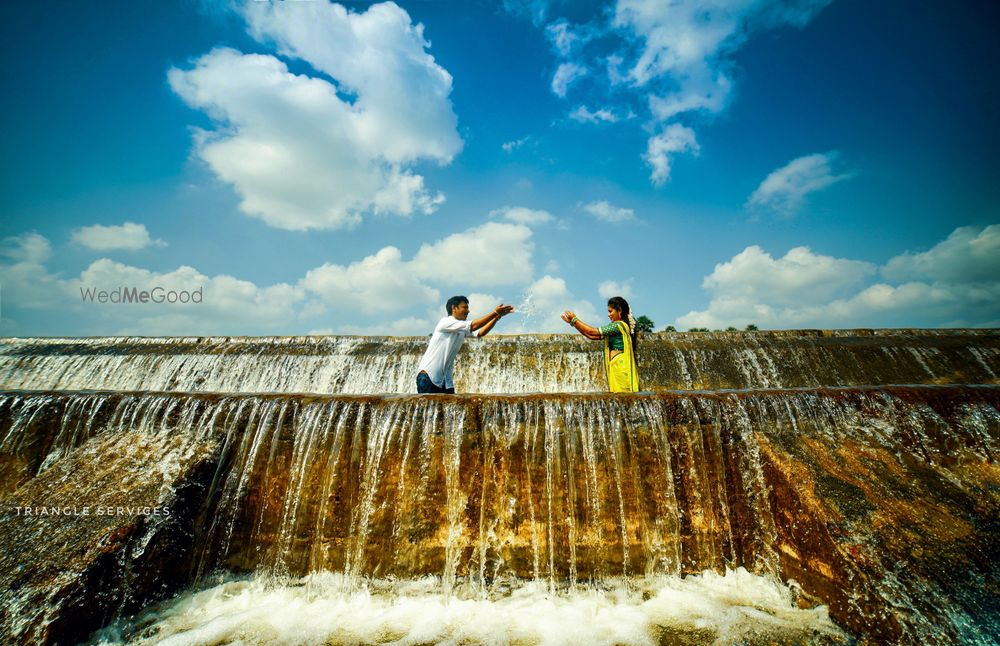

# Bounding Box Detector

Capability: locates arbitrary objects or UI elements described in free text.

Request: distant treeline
[636,316,760,333]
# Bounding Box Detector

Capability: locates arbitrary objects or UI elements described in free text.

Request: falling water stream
[0,331,998,645]
[2,330,997,394]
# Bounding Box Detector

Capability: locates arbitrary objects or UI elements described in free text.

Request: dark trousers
[417,371,455,394]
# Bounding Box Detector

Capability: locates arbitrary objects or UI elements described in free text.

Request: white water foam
[90,568,845,645]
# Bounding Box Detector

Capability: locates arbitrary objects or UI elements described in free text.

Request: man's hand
[561,310,576,324]
[474,304,515,337]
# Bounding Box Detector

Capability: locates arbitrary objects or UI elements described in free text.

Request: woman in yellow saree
[561,296,640,392]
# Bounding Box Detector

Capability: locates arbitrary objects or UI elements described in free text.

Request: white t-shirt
[416,316,474,388]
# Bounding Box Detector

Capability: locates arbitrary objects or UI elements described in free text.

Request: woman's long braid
[607,295,639,362]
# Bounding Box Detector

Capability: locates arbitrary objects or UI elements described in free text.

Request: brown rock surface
[0,393,222,645]
[2,384,996,644]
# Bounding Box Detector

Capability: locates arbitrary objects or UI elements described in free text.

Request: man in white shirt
[416,295,514,393]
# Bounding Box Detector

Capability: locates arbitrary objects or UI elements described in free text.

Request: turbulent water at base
[1,330,998,645]
[91,570,844,646]
[2,329,998,394]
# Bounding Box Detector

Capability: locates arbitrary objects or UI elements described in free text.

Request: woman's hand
[563,311,600,340]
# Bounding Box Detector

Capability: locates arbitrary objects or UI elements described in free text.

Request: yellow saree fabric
[603,320,639,392]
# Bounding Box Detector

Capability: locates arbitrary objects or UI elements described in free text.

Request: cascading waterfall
[3,330,998,394]
[1,331,999,645]
[139,392,821,590]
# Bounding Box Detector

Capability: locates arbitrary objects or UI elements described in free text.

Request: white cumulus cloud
[648,75,733,122]
[466,292,506,318]
[4,212,667,335]
[645,124,699,185]
[490,206,554,226]
[882,224,1000,284]
[569,106,620,123]
[677,224,1000,330]
[300,247,441,315]
[598,279,634,300]
[546,19,582,57]
[700,245,876,307]
[243,1,461,164]
[0,217,538,335]
[612,0,830,90]
[534,0,831,186]
[71,222,166,251]
[71,258,306,334]
[551,62,588,97]
[169,1,461,231]
[0,233,61,311]
[2,232,51,264]
[0,245,310,335]
[412,222,535,286]
[745,152,853,216]
[581,200,636,223]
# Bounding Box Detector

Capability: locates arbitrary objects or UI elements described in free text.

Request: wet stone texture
[0,330,997,645]
[0,393,224,645]
[754,387,1000,643]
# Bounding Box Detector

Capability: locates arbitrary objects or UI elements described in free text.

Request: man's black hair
[446,295,469,316]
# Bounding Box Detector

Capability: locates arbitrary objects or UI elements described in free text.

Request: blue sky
[1,0,998,336]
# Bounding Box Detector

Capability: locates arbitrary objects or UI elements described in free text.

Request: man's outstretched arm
[471,304,514,336]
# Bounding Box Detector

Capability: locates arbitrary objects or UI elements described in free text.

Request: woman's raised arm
[561,311,602,340]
